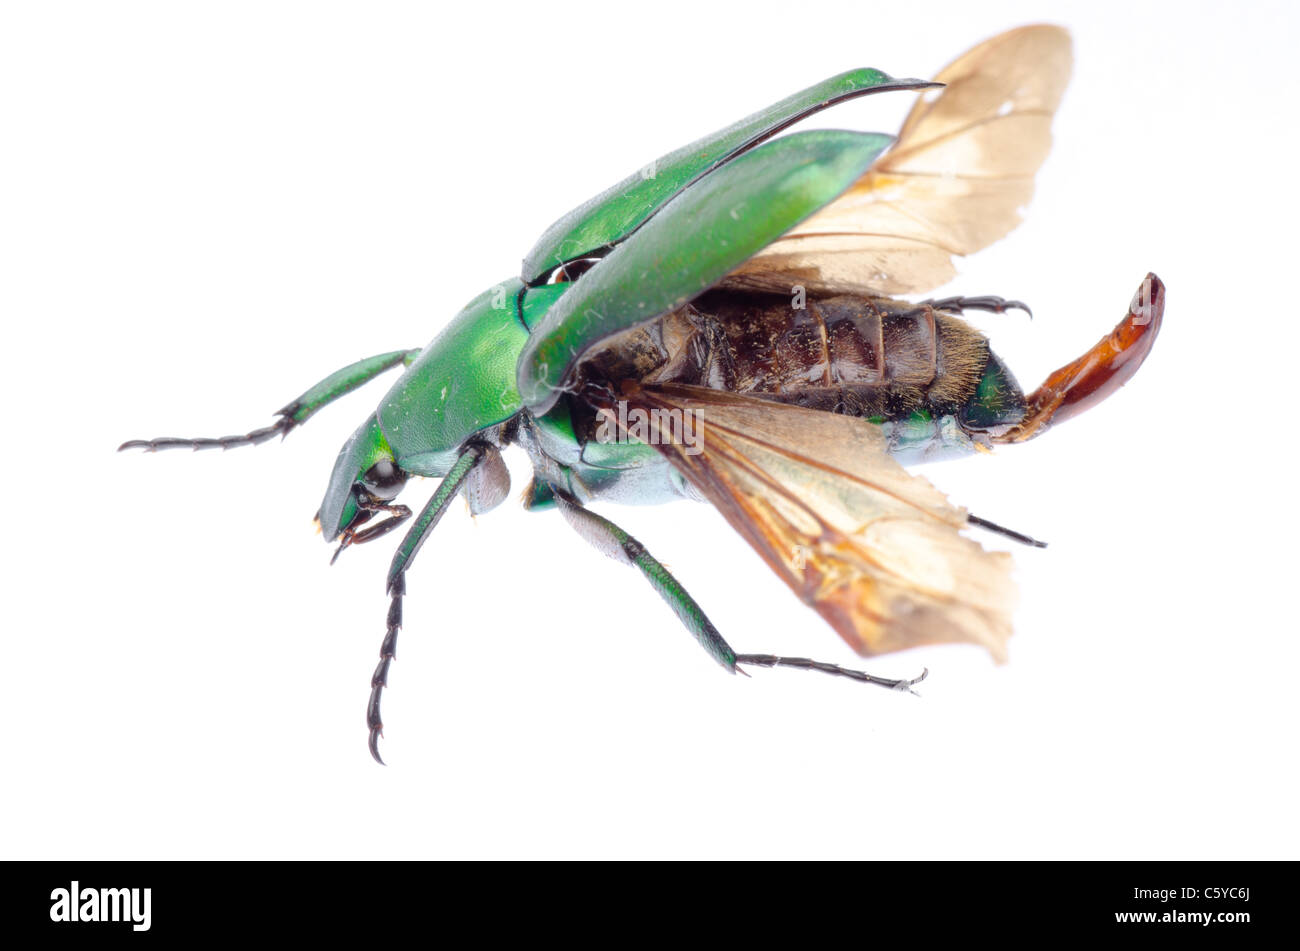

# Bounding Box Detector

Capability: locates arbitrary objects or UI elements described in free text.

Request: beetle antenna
[117,414,296,452]
[735,655,928,695]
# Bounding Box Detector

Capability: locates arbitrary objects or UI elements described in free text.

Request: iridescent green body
[520,68,934,282]
[322,281,1025,538]
[318,281,568,534]
[120,43,1163,764]
[516,130,897,415]
[309,68,957,540]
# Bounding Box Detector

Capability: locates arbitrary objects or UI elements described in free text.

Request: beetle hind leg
[966,513,1048,549]
[553,489,736,670]
[734,654,928,694]
[918,294,1033,318]
[552,489,925,693]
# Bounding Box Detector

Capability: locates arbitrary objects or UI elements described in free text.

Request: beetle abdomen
[638,291,992,422]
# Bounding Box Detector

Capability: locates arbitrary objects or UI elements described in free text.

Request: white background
[3,0,1297,859]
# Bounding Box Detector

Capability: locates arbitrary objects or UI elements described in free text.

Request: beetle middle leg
[551,488,926,693]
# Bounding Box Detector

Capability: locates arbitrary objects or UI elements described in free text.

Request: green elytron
[121,26,1164,762]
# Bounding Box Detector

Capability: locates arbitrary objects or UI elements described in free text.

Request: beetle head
[316,414,409,543]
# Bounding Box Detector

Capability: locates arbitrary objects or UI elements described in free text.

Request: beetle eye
[361,459,407,500]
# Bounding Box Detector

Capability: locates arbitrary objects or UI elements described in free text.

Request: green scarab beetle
[121,25,1164,763]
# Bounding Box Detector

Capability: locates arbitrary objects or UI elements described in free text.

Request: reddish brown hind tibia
[995,274,1165,443]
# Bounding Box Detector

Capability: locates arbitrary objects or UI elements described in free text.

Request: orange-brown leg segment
[994,273,1165,443]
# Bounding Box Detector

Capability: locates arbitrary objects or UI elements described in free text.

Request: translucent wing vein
[618,383,1016,661]
[723,24,1073,297]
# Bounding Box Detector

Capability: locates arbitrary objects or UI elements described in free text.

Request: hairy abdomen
[584,291,993,423]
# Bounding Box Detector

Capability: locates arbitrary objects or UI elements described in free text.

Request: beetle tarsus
[967,513,1048,548]
[367,575,404,766]
[734,653,927,693]
[919,294,1033,319]
[360,449,485,765]
[117,414,297,453]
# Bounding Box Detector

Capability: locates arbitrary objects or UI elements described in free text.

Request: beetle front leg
[551,489,925,692]
[118,348,421,452]
[367,445,485,765]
